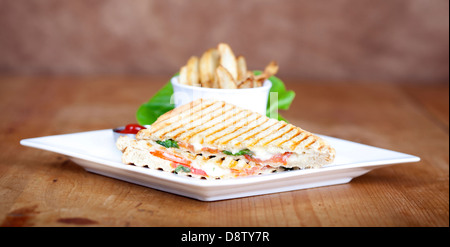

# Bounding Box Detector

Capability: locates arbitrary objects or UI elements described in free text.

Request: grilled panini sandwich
[116,99,335,179]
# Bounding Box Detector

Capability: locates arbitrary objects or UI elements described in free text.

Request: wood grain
[0,76,448,226]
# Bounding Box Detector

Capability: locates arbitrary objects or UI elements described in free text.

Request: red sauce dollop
[116,124,146,134]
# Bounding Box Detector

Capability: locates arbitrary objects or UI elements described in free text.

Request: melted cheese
[251,147,279,161]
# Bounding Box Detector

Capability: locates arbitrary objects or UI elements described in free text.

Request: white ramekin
[170,76,272,115]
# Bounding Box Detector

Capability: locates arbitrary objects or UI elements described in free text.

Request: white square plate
[20,129,420,201]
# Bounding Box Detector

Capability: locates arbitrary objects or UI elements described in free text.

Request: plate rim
[19,129,421,188]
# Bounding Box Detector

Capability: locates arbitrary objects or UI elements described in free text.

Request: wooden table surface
[0,76,448,227]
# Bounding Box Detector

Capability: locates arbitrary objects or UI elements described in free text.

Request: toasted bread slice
[136,99,335,169]
[117,136,286,179]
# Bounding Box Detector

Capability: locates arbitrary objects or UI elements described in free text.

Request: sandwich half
[116,99,335,179]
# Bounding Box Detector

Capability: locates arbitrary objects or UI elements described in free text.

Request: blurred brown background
[0,0,448,83]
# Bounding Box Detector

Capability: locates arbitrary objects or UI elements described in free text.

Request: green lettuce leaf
[254,70,296,122]
[174,165,191,174]
[136,77,175,125]
[222,148,254,156]
[136,72,295,125]
[156,139,179,149]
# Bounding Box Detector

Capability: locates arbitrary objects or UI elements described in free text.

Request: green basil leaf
[222,149,253,156]
[174,165,191,174]
[156,139,179,148]
[222,150,233,155]
[235,149,253,156]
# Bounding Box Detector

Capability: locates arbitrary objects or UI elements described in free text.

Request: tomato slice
[178,142,195,152]
[178,142,219,154]
[201,147,219,154]
[150,150,191,166]
[189,167,208,176]
[170,163,208,176]
[151,149,208,176]
[268,152,293,163]
[244,152,293,165]
[231,166,261,177]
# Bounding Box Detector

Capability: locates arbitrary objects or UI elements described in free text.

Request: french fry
[211,75,220,89]
[199,51,211,88]
[255,77,264,87]
[178,43,278,89]
[217,43,238,81]
[216,65,237,89]
[199,48,220,88]
[237,77,253,89]
[186,56,201,87]
[254,75,266,87]
[236,55,247,83]
[254,61,279,87]
[242,71,258,88]
[264,61,278,77]
[179,66,188,85]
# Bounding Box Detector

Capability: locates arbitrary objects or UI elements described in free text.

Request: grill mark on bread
[280,131,308,150]
[158,120,189,139]
[154,99,203,124]
[189,109,249,144]
[222,116,268,145]
[167,99,214,122]
[260,124,294,146]
[145,98,312,153]
[212,111,261,145]
[247,121,288,147]
[199,110,250,142]
[134,99,335,172]
[179,105,240,142]
[212,124,245,145]
[184,108,246,141]
[147,99,207,135]
[276,128,301,147]
[303,138,317,149]
[152,100,216,132]
[234,118,274,146]
[172,103,234,140]
[290,135,314,150]
[317,143,324,151]
[228,109,248,127]
[155,101,223,139]
[205,110,252,145]
[212,111,256,143]
[159,123,185,139]
[268,127,297,147]
[208,114,264,144]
